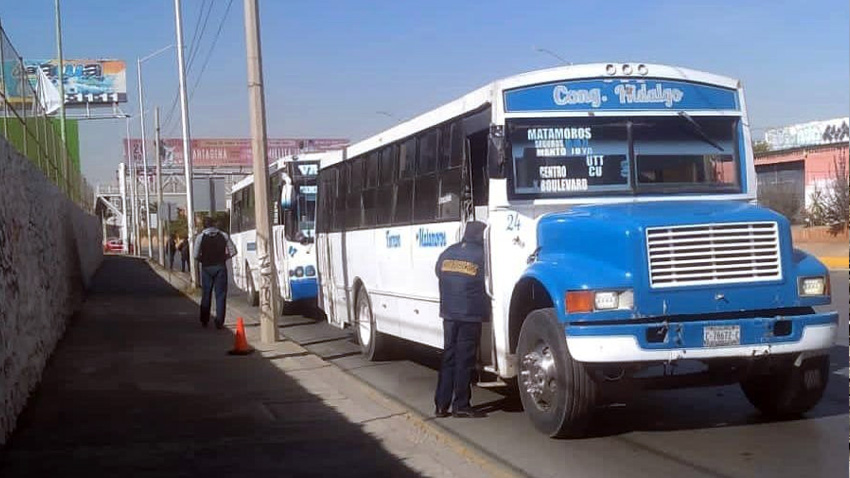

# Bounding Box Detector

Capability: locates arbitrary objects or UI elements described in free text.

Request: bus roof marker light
[637,64,648,76]
[621,64,633,75]
[605,64,616,76]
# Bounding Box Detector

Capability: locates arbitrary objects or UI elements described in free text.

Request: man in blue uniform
[434,221,490,418]
[193,216,237,329]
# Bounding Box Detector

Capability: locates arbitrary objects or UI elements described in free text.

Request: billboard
[24,59,127,104]
[764,117,850,151]
[125,138,349,168]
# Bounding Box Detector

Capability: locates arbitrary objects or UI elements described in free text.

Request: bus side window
[414,129,439,222]
[333,163,347,232]
[231,191,240,233]
[394,138,416,225]
[347,157,364,229]
[363,153,379,227]
[437,121,464,221]
[376,146,396,226]
[244,187,256,231]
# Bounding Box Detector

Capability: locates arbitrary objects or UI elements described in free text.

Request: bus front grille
[646,221,782,288]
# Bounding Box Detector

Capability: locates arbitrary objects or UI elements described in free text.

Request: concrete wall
[0,138,103,444]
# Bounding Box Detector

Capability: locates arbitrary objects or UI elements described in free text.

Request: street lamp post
[174,0,198,288]
[137,45,174,260]
[533,46,570,65]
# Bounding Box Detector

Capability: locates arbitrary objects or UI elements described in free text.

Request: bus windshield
[508,116,740,198]
[294,183,317,237]
[283,160,320,241]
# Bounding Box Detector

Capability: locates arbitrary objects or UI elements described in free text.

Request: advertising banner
[125,138,349,168]
[24,59,127,104]
[764,118,850,150]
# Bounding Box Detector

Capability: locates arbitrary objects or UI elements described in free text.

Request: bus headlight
[566,289,633,313]
[305,265,316,277]
[798,276,829,297]
[295,266,304,278]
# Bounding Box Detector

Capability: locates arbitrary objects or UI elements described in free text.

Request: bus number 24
[506,213,521,231]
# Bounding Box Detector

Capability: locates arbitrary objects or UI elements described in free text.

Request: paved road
[231,271,848,478]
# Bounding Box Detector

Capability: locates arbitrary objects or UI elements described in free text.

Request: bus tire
[740,354,829,417]
[246,267,259,307]
[355,288,389,361]
[517,308,597,438]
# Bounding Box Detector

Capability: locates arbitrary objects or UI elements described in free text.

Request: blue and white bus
[231,151,340,309]
[315,63,837,437]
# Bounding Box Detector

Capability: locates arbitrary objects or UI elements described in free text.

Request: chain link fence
[0,25,93,213]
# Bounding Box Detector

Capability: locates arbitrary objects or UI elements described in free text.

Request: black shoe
[434,407,451,418]
[201,321,209,328]
[215,323,224,330]
[452,408,486,418]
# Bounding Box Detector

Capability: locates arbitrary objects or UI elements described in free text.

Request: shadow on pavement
[0,256,423,477]
[322,317,849,440]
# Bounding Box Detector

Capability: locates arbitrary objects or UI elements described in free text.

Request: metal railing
[0,24,93,213]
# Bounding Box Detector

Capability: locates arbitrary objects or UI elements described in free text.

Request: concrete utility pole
[119,162,129,253]
[174,0,197,287]
[243,0,280,343]
[54,0,69,193]
[155,107,165,266]
[137,63,153,258]
[125,117,139,254]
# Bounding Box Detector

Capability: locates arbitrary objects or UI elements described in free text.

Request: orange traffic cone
[228,317,254,355]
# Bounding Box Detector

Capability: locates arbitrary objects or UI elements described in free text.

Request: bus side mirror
[280,183,294,210]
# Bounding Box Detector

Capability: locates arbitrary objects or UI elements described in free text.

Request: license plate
[703,325,741,347]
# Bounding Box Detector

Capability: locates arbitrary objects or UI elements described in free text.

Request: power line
[190,0,235,101]
[187,0,216,71]
[163,1,214,134]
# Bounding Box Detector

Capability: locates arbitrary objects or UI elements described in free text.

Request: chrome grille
[646,222,782,288]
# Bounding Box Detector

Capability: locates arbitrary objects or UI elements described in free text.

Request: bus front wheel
[517,308,597,438]
[355,289,389,361]
[740,354,829,417]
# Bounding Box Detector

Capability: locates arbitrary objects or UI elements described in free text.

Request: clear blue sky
[1,0,848,184]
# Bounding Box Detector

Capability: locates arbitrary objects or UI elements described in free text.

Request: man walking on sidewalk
[193,216,237,329]
[433,221,490,419]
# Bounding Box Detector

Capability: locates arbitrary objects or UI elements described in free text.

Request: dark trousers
[200,264,228,326]
[435,320,481,412]
[168,252,176,269]
[181,255,189,272]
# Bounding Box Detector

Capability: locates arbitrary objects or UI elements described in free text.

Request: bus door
[277,174,294,302]
[317,169,346,328]
[463,111,499,376]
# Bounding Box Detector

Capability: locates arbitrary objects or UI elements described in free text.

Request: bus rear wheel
[246,267,259,307]
[355,289,389,361]
[740,354,829,417]
[517,308,597,438]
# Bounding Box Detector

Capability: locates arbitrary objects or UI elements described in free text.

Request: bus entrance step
[476,378,509,388]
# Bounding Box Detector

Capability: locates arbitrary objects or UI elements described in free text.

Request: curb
[320,352,528,478]
[819,256,849,269]
[145,261,524,478]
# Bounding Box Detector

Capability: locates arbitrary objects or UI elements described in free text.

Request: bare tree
[759,183,804,224]
[822,150,849,235]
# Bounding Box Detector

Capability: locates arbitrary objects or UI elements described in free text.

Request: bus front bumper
[565,311,838,363]
[290,277,318,301]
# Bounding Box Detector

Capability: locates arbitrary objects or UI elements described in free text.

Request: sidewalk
[0,256,514,478]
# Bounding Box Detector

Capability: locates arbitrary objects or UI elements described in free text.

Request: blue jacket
[434,223,491,322]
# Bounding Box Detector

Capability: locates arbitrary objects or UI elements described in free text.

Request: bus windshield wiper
[677,111,725,152]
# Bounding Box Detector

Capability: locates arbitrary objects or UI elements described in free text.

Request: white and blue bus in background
[231,151,341,310]
[315,63,837,438]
